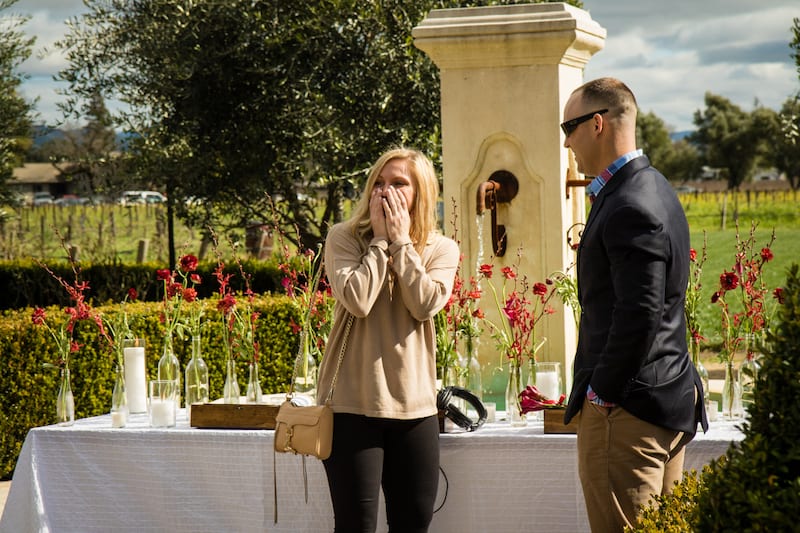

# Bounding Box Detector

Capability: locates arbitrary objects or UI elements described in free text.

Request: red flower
[179,254,199,272]
[182,287,198,303]
[479,264,493,278]
[533,282,548,296]
[127,288,138,301]
[773,287,784,304]
[167,282,183,299]
[156,269,171,281]
[720,271,739,291]
[190,273,202,285]
[217,294,236,314]
[689,248,697,262]
[711,223,777,368]
[519,385,566,413]
[32,307,46,325]
[501,266,516,279]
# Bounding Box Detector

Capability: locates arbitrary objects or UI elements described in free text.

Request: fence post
[136,239,149,264]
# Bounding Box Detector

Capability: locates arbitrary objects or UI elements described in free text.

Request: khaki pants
[576,398,688,533]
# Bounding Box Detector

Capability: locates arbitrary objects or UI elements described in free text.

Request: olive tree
[56,0,580,262]
[691,93,773,191]
[0,0,34,206]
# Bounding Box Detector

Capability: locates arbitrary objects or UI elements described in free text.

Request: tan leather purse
[274,400,334,459]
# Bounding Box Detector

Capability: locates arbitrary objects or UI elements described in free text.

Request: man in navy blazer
[561,78,708,532]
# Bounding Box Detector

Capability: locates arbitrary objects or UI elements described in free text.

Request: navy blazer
[564,156,708,435]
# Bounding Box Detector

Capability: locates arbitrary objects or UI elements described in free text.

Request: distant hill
[670,130,693,141]
[30,125,136,150]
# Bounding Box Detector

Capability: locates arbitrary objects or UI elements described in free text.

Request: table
[0,411,742,533]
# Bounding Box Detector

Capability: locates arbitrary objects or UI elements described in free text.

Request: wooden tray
[190,402,280,430]
[543,408,579,434]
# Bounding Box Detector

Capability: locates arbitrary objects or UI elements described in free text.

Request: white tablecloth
[0,411,742,533]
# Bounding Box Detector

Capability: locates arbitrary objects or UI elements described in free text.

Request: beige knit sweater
[316,222,460,420]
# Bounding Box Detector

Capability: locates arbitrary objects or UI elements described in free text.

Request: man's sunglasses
[560,109,609,136]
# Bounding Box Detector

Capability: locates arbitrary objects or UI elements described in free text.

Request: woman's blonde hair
[349,147,440,254]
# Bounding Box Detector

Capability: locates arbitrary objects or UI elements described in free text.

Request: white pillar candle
[124,346,147,413]
[536,371,560,401]
[111,409,127,428]
[707,400,719,422]
[149,399,176,428]
[484,402,496,423]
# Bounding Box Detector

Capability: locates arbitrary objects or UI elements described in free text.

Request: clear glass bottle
[463,338,483,400]
[293,342,318,400]
[56,367,75,426]
[185,335,209,415]
[505,360,526,427]
[690,337,710,406]
[223,358,240,404]
[246,361,263,403]
[721,361,743,420]
[111,365,129,428]
[740,352,760,412]
[157,334,181,407]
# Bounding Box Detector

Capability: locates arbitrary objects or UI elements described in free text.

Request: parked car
[119,190,167,206]
[32,192,54,206]
[54,194,91,206]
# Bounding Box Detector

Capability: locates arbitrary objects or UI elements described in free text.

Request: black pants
[322,413,440,533]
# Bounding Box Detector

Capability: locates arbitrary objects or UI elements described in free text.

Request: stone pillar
[413,3,605,398]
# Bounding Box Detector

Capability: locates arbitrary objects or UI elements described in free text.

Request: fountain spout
[476,180,498,215]
[475,171,519,257]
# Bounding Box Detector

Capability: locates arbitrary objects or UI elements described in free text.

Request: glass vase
[110,365,128,428]
[157,334,181,407]
[223,358,240,404]
[56,367,75,426]
[246,362,263,403]
[505,360,526,427]
[739,352,760,413]
[721,360,743,420]
[185,335,209,415]
[690,338,710,406]
[463,338,482,400]
[293,345,318,400]
[526,361,562,421]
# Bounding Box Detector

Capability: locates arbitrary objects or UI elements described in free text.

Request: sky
[6,0,800,132]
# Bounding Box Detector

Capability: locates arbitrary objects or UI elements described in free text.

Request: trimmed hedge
[0,294,302,480]
[0,259,285,310]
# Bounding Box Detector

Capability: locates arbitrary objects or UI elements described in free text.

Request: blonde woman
[318,147,459,532]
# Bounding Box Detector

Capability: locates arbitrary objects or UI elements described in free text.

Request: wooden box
[543,408,579,434]
[190,402,280,430]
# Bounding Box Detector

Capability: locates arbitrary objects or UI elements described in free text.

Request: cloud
[582,0,798,131]
[8,0,800,130]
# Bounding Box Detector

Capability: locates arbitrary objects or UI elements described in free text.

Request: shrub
[627,466,712,533]
[0,259,285,310]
